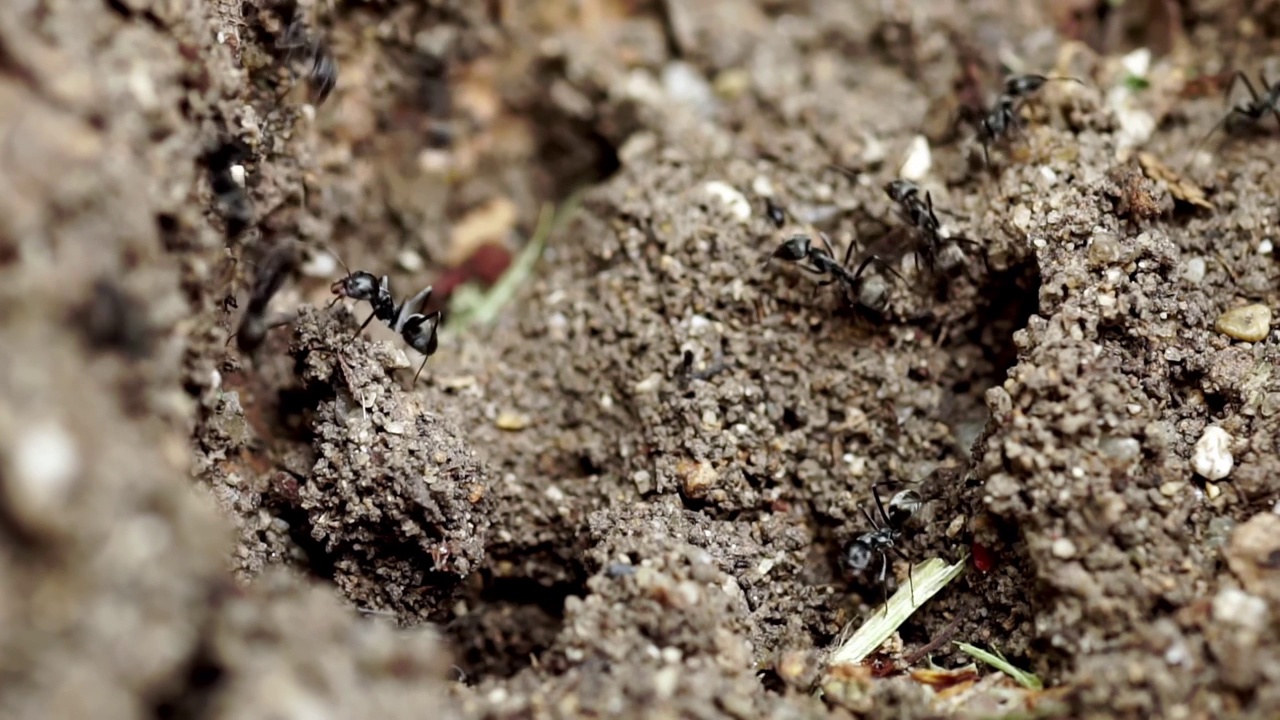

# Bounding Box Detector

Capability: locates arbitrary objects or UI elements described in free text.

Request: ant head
[330,271,379,301]
[772,235,812,262]
[885,179,917,203]
[841,539,876,574]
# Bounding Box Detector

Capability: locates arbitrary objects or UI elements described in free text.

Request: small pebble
[1191,425,1233,481]
[703,181,751,223]
[1215,304,1272,342]
[676,459,717,498]
[1181,257,1206,284]
[495,411,530,431]
[1051,537,1077,559]
[899,135,931,181]
[1258,239,1273,255]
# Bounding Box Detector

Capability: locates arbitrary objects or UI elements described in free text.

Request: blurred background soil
[2,0,1280,718]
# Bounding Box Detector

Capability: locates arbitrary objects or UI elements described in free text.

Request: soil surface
[3,0,1280,718]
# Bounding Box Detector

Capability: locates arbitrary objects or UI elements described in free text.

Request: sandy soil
[2,0,1280,718]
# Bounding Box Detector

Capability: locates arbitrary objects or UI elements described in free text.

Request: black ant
[841,483,924,615]
[227,241,299,357]
[275,13,338,105]
[969,73,1084,166]
[1185,70,1280,166]
[329,255,442,382]
[884,179,988,278]
[767,232,905,304]
[764,197,787,228]
[201,137,254,240]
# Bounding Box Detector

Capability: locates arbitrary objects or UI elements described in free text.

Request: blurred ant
[764,197,787,228]
[966,73,1085,166]
[329,254,442,382]
[884,179,988,278]
[201,137,254,240]
[1185,70,1280,166]
[227,241,299,357]
[275,13,338,105]
[842,483,924,615]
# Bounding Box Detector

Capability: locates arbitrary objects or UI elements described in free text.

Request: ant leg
[816,232,837,258]
[1235,71,1261,105]
[1261,71,1280,128]
[871,483,893,527]
[860,504,882,532]
[879,553,891,617]
[891,546,916,604]
[925,192,942,229]
[952,236,991,273]
[347,311,378,344]
[851,255,906,287]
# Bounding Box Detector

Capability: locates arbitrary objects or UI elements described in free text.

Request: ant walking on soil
[762,196,906,304]
[966,73,1085,166]
[842,483,923,615]
[767,232,906,303]
[884,180,988,278]
[329,254,442,382]
[1185,70,1280,166]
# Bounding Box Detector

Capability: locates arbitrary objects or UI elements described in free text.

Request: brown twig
[903,608,966,665]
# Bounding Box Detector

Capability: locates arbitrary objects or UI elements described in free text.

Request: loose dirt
[2,1,1279,718]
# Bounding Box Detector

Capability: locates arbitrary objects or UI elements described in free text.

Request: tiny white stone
[10,422,80,515]
[210,369,222,391]
[899,135,932,181]
[301,252,338,278]
[1212,587,1268,631]
[1051,537,1077,559]
[1191,425,1233,481]
[1258,239,1274,255]
[229,164,246,187]
[702,181,751,223]
[1182,257,1206,284]
[1121,48,1152,78]
[751,176,774,197]
[633,373,662,394]
[397,250,424,272]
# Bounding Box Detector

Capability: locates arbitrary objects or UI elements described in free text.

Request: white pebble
[751,176,774,197]
[397,250,424,272]
[1182,257,1206,284]
[1121,48,1152,78]
[1191,426,1233,481]
[1212,587,1268,631]
[702,181,751,223]
[899,135,932,181]
[1258,239,1274,255]
[301,252,338,279]
[8,422,80,519]
[229,164,246,187]
[1051,537,1077,559]
[1012,205,1033,231]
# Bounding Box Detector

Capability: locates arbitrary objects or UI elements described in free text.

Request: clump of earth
[1,0,1279,718]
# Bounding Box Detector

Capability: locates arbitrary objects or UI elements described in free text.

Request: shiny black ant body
[969,73,1084,166]
[842,483,924,615]
[1186,70,1280,165]
[329,256,442,382]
